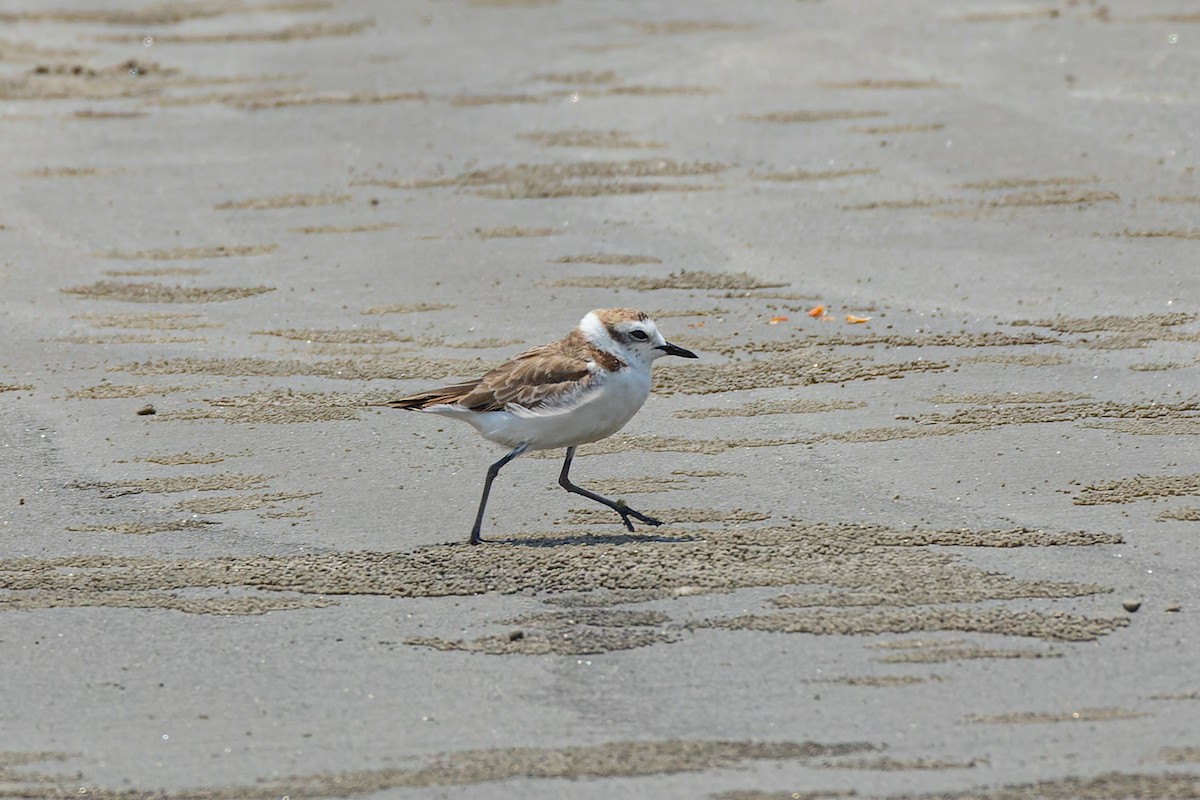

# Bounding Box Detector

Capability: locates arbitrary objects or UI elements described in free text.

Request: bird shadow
[486,531,701,548]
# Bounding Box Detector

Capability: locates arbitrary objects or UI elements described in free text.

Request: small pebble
[1122,599,1142,613]
[1166,604,1182,613]
[136,404,156,416]
[508,630,525,641]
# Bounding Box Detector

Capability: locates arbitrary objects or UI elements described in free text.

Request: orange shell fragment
[845,314,871,324]
[807,305,825,317]
[768,315,789,325]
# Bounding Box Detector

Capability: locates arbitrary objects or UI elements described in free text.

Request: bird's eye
[629,330,649,341]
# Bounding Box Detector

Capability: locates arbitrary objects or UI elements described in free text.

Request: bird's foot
[616,502,663,531]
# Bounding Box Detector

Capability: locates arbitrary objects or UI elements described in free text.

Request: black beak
[657,341,699,359]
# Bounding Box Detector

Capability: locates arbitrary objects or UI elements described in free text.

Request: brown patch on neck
[565,329,626,371]
[590,346,625,372]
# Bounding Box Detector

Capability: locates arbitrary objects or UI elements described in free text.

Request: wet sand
[1,0,1199,797]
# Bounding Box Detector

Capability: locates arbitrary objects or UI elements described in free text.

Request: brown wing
[455,342,594,412]
[386,338,595,412]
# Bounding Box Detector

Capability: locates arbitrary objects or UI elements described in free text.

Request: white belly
[434,367,652,451]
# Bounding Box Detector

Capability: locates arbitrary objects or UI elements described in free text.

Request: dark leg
[470,443,528,545]
[557,446,663,532]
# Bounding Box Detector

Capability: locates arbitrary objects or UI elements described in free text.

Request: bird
[386,307,699,544]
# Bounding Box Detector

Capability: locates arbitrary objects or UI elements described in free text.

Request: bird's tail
[380,381,480,410]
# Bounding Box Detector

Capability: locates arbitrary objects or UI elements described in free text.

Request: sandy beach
[1,0,1199,797]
